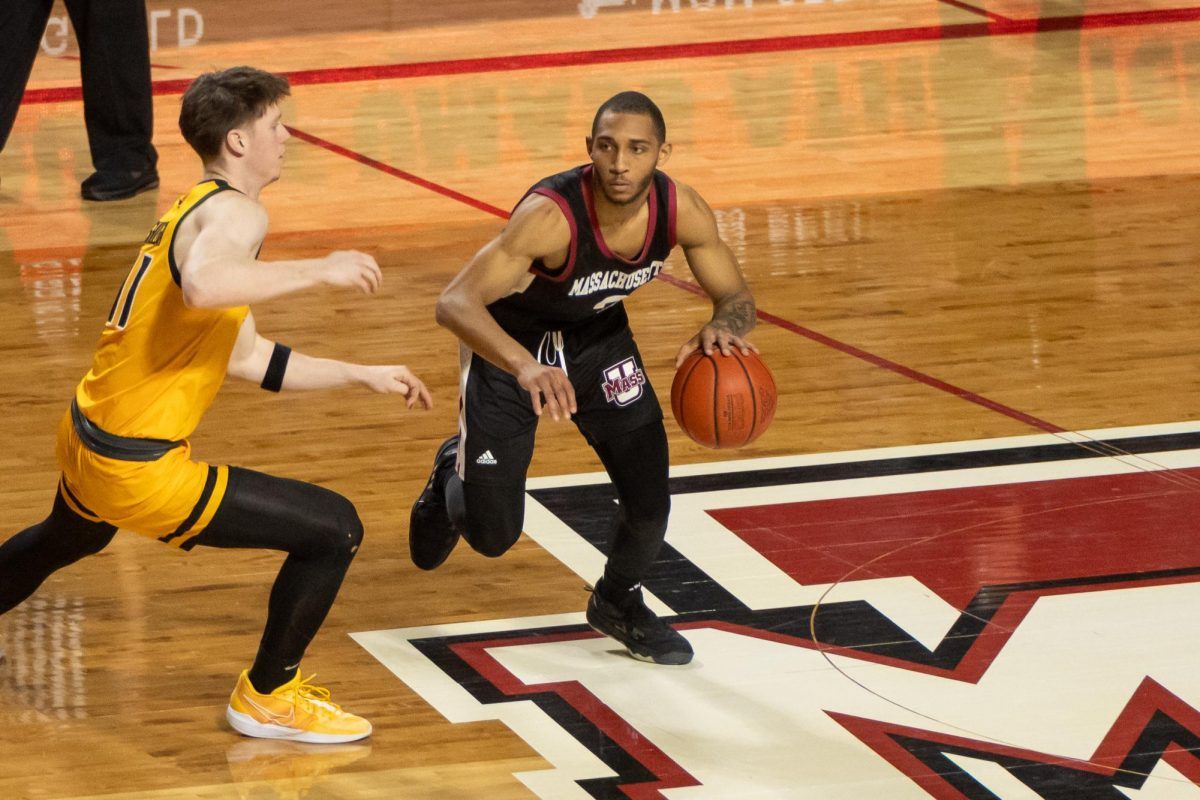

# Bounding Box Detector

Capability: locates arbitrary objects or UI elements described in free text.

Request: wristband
[260,343,291,392]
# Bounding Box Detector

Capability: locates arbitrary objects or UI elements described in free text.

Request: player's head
[587,92,671,207]
[179,67,291,185]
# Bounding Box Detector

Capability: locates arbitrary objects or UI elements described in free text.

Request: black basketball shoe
[586,580,693,666]
[409,436,460,570]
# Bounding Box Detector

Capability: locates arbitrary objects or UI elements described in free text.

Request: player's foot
[586,580,694,665]
[409,435,460,570]
[80,168,159,201]
[226,670,372,744]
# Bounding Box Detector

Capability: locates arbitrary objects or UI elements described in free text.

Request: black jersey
[488,164,677,333]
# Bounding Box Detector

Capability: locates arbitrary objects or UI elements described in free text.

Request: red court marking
[285,126,509,218]
[20,6,1200,105]
[936,0,1012,23]
[449,634,701,797]
[710,469,1200,612]
[832,678,1200,795]
[287,126,1065,434]
[653,272,1063,433]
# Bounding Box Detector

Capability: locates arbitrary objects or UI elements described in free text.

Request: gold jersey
[75,179,249,441]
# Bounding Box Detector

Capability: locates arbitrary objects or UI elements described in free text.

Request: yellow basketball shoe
[226,670,372,744]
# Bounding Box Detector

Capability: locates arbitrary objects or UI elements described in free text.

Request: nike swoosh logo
[243,693,295,726]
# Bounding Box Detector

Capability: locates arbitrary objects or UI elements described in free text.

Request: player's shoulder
[193,189,267,232]
[668,177,706,212]
[500,192,571,256]
[510,192,571,234]
[669,178,721,246]
[202,186,263,215]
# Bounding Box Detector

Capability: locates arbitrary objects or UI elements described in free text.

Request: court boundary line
[20,5,1200,105]
[936,0,1013,23]
[285,123,1065,434]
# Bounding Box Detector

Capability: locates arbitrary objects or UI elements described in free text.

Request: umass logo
[601,357,645,406]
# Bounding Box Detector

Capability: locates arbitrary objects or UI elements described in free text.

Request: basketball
[670,350,777,448]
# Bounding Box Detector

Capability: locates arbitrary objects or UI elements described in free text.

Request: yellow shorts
[54,410,229,550]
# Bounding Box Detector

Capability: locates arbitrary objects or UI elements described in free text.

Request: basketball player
[0,67,432,743]
[409,92,756,665]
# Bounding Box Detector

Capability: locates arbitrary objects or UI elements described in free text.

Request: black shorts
[458,305,663,486]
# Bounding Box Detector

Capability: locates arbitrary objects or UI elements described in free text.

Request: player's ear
[585,135,594,157]
[657,141,672,166]
[225,127,248,157]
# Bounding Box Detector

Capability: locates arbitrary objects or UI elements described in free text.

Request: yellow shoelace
[288,674,344,715]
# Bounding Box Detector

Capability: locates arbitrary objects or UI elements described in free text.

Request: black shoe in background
[81,168,159,201]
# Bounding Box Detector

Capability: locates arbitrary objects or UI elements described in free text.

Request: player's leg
[568,308,691,664]
[583,420,692,665]
[413,444,531,564]
[0,0,54,153]
[410,346,537,568]
[458,480,527,557]
[187,467,370,744]
[591,419,672,593]
[0,484,117,615]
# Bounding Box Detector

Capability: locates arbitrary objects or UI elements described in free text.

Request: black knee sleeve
[324,491,364,562]
[462,482,524,558]
[195,467,363,563]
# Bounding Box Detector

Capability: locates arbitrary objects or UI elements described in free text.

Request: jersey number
[106,253,153,331]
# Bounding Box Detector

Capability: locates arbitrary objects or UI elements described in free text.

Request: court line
[21,5,1200,105]
[936,0,1013,24]
[654,273,1063,433]
[286,124,1066,434]
[284,127,508,217]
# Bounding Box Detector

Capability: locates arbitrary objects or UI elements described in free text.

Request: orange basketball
[670,350,777,449]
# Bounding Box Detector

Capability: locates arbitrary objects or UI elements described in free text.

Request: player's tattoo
[709,292,756,337]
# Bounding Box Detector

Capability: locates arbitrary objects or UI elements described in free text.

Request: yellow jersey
[75,179,249,441]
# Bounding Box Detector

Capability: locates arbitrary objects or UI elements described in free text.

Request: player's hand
[321,250,382,295]
[675,324,758,367]
[360,365,433,409]
[516,362,576,421]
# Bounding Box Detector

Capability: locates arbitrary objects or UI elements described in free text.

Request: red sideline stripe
[654,272,1065,434]
[285,126,510,218]
[21,6,1200,105]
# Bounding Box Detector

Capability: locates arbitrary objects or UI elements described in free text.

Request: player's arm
[226,311,432,409]
[674,181,758,366]
[435,194,577,421]
[178,192,382,309]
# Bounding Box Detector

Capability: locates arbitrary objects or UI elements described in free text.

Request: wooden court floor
[3,1,1200,798]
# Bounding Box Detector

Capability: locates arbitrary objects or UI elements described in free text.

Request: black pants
[0,0,157,172]
[0,467,361,685]
[456,419,671,581]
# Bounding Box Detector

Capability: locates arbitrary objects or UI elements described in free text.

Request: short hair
[179,66,291,161]
[591,91,666,143]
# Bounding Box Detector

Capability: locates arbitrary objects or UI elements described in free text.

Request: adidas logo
[475,450,498,465]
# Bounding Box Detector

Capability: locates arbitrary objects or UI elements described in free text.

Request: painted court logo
[353,425,1200,799]
[601,358,645,406]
